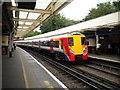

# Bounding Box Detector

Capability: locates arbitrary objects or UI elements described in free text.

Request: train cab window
[68,37,74,46]
[81,37,86,45]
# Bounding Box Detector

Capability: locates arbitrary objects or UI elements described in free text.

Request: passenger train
[15,32,88,62]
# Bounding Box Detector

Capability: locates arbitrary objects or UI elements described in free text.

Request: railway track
[23,48,120,90]
[87,59,120,77]
[71,65,120,90]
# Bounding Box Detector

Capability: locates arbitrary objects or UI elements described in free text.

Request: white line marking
[19,47,69,89]
[88,56,120,63]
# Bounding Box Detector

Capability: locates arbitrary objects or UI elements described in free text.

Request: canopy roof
[25,11,120,40]
[6,0,72,37]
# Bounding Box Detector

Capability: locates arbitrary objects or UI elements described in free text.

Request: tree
[113,1,120,11]
[23,31,41,38]
[40,14,80,34]
[82,2,118,21]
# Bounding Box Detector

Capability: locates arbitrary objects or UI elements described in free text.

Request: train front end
[67,33,88,62]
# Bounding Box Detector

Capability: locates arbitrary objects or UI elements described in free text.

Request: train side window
[29,42,32,45]
[29,42,30,45]
[42,42,44,46]
[26,42,29,45]
[47,41,50,47]
[46,41,50,47]
[81,37,86,45]
[40,42,44,46]
[40,41,50,47]
[34,42,38,45]
[68,37,74,46]
[53,41,59,48]
[36,42,38,45]
[43,42,46,46]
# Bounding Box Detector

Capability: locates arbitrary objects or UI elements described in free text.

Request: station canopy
[8,0,72,37]
[25,11,120,40]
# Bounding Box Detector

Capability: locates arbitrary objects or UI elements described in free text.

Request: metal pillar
[95,32,99,51]
[8,32,13,57]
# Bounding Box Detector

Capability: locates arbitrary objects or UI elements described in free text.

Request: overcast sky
[59,0,117,21]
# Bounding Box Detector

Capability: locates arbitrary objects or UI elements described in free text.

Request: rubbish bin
[91,48,95,53]
[2,48,6,55]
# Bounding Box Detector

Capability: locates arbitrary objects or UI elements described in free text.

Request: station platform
[88,53,120,63]
[2,47,68,89]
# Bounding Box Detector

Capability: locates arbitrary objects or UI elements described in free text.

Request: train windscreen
[81,37,86,45]
[68,37,74,46]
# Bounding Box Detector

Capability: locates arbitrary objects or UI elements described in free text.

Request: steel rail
[89,61,120,70]
[87,61,120,77]
[33,51,120,90]
[84,64,120,77]
[21,47,120,90]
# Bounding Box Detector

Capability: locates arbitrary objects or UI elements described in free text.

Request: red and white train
[15,32,88,62]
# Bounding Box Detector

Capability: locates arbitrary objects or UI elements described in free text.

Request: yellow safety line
[18,50,29,88]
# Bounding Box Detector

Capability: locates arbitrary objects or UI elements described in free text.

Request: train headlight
[69,48,74,54]
[83,47,86,54]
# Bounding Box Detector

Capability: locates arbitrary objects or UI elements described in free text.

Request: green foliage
[40,14,80,34]
[113,1,120,11]
[23,31,41,38]
[82,2,118,21]
[40,1,120,34]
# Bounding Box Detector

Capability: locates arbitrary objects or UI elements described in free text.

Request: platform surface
[88,53,120,63]
[2,47,67,89]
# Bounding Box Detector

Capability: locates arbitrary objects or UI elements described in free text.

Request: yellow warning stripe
[18,51,29,88]
[44,81,54,88]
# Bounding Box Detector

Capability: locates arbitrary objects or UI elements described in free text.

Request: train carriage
[15,32,88,62]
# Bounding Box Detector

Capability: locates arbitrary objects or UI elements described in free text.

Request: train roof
[15,32,84,42]
[25,32,84,40]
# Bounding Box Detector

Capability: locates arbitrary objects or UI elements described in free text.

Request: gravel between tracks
[76,65,120,84]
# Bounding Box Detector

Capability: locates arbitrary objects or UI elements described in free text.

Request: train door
[61,40,63,49]
[39,40,40,49]
[59,38,65,53]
